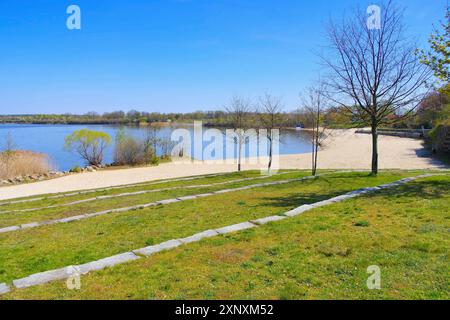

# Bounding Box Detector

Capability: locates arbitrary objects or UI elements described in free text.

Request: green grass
[354,220,370,227]
[0,170,272,210]
[0,171,419,284]
[0,171,313,228]
[1,171,448,300]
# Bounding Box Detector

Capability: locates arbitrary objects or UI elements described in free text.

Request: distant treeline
[1,89,447,130]
[0,110,218,125]
[0,108,353,128]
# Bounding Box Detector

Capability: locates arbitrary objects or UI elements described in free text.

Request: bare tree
[3,132,15,154]
[1,132,16,176]
[256,93,284,172]
[159,137,176,159]
[226,96,252,172]
[143,125,161,156]
[322,1,430,174]
[301,84,331,176]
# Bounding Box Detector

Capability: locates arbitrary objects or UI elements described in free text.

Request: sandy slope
[0,130,446,201]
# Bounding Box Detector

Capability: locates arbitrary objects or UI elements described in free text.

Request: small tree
[415,91,450,128]
[0,132,16,176]
[301,84,330,176]
[226,96,252,172]
[322,1,430,174]
[159,137,176,159]
[143,125,161,155]
[256,93,284,172]
[419,6,450,90]
[114,129,142,165]
[3,132,15,154]
[65,129,111,166]
[114,129,157,166]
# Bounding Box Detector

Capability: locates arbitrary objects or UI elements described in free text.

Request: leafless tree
[300,83,331,176]
[143,125,178,160]
[321,0,430,174]
[3,132,15,152]
[143,125,161,155]
[0,132,16,175]
[226,96,252,172]
[256,93,284,172]
[159,137,176,159]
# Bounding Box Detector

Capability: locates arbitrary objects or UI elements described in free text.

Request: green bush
[69,166,82,173]
[114,129,159,166]
[150,156,160,165]
[64,129,111,166]
[429,124,450,154]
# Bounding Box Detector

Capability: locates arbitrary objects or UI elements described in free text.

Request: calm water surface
[0,124,312,171]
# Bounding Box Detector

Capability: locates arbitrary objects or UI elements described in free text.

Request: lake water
[0,124,312,171]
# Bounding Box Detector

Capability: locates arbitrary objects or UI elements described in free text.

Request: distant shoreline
[0,120,180,126]
[0,121,297,130]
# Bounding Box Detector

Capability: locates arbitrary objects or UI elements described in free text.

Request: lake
[0,124,312,171]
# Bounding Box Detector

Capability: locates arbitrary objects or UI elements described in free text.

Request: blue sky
[0,0,446,114]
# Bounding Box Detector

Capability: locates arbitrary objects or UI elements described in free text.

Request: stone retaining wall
[355,129,427,139]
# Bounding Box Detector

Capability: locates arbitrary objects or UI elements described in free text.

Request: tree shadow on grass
[257,191,344,210]
[256,177,449,210]
[255,174,386,210]
[363,179,449,200]
[256,177,365,210]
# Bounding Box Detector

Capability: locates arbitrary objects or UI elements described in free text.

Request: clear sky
[0,0,446,114]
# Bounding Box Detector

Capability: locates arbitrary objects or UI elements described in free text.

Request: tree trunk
[238,140,242,172]
[371,121,378,175]
[268,136,273,172]
[311,132,316,176]
[314,134,319,176]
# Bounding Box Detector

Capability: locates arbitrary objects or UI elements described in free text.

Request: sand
[0,129,446,201]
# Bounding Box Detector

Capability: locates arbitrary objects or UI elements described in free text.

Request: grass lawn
[0,171,448,299]
[0,170,313,227]
[0,170,282,211]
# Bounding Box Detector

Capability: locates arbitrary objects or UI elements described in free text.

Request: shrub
[429,124,450,154]
[69,166,82,173]
[114,134,142,165]
[64,129,111,166]
[114,130,157,166]
[150,155,160,165]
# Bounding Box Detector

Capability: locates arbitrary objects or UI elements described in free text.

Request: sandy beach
[0,129,446,201]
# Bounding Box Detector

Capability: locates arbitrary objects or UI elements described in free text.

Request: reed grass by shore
[0,151,52,180]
